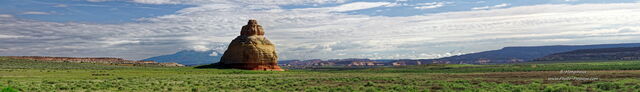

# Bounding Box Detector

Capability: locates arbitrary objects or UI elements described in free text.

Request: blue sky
[1,0,640,60]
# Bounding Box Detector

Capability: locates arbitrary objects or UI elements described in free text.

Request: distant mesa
[143,50,222,66]
[278,43,640,67]
[430,43,640,64]
[7,56,184,67]
[197,19,283,71]
[535,47,640,61]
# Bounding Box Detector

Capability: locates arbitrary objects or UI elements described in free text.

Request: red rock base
[213,63,284,71]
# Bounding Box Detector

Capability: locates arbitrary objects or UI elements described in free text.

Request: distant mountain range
[535,47,640,61]
[434,43,640,64]
[143,43,640,65]
[142,50,222,66]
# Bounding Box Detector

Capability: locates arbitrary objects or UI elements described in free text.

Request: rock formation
[215,20,283,71]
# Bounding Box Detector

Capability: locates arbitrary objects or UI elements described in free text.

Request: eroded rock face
[216,20,283,71]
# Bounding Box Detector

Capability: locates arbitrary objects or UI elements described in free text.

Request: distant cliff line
[7,56,184,67]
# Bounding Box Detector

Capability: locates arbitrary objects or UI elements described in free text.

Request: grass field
[1,57,640,91]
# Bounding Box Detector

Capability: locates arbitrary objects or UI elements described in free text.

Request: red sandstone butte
[216,20,284,71]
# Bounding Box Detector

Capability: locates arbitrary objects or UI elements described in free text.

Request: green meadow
[1,57,640,92]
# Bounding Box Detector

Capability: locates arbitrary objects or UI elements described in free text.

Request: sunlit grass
[1,56,640,91]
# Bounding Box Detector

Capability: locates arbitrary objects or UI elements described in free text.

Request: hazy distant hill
[535,47,640,61]
[143,50,221,66]
[146,43,640,66]
[435,43,640,64]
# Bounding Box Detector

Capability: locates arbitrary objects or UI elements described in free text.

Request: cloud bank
[1,0,639,60]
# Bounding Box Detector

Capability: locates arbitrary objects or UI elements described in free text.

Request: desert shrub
[364,87,381,92]
[543,84,582,92]
[1,86,18,92]
[364,81,376,87]
[595,82,621,91]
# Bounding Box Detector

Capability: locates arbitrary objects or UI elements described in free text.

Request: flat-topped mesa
[240,19,265,36]
[214,19,283,71]
[7,56,184,67]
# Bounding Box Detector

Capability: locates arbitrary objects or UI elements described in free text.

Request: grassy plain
[1,57,640,91]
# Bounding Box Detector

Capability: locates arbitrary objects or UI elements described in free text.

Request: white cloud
[0,14,13,18]
[494,3,510,7]
[209,52,218,56]
[21,11,50,15]
[53,4,68,7]
[128,0,348,5]
[2,2,640,60]
[383,2,408,7]
[536,38,574,42]
[472,3,510,10]
[191,45,211,52]
[414,2,446,9]
[0,34,26,39]
[131,0,180,4]
[101,39,141,46]
[294,2,392,12]
[87,0,111,2]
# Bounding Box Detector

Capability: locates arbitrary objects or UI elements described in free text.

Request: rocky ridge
[8,56,184,67]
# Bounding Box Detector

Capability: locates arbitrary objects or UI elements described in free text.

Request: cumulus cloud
[1,1,640,60]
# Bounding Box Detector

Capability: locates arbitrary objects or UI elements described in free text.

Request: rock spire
[214,19,283,71]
